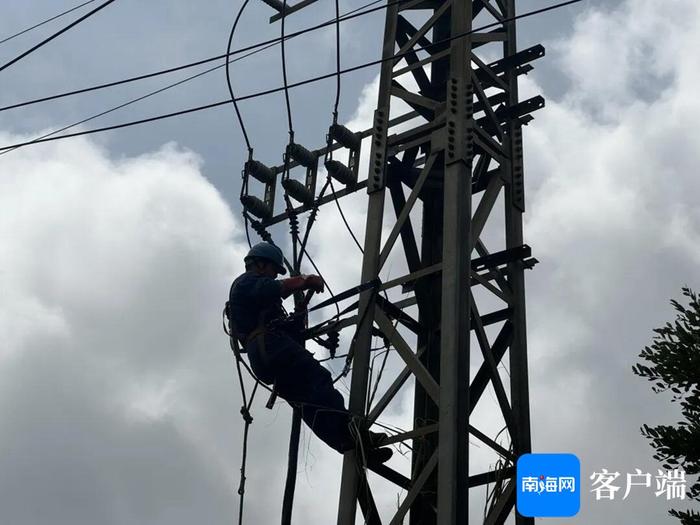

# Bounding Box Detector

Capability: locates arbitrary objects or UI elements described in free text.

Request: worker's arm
[280,275,324,299]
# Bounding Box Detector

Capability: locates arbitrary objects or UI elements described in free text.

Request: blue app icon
[516,453,581,518]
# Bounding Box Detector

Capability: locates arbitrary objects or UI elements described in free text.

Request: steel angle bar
[471,169,504,244]
[471,271,509,302]
[472,30,507,44]
[394,4,450,64]
[473,126,507,162]
[367,345,426,423]
[391,83,440,110]
[382,423,438,445]
[357,475,383,525]
[468,467,515,488]
[477,0,505,22]
[379,154,437,269]
[468,424,514,461]
[389,449,438,525]
[376,295,421,333]
[472,53,509,91]
[471,244,531,272]
[470,298,515,436]
[391,83,438,120]
[379,262,442,292]
[269,0,320,22]
[469,320,512,414]
[368,462,412,490]
[479,308,512,327]
[393,47,451,78]
[387,118,444,149]
[484,479,515,525]
[475,239,511,293]
[375,310,439,405]
[471,70,504,140]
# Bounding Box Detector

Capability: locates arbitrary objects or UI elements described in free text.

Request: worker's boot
[361,430,393,464]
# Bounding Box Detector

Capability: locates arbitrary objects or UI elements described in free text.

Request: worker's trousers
[246,331,355,453]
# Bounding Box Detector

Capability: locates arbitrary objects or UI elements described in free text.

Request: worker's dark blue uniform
[229,270,354,452]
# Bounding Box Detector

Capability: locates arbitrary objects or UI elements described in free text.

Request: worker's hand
[305,275,325,293]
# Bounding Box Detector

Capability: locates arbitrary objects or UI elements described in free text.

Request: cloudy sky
[1,0,699,524]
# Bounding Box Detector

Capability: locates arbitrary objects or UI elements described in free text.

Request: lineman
[227,242,391,460]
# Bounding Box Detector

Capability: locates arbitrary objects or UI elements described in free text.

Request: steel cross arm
[267,109,420,174]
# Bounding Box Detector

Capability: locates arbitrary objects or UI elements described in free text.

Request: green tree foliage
[633,287,700,524]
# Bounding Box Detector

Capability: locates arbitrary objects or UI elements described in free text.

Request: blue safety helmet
[244,242,287,275]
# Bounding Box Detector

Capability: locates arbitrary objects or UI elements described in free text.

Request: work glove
[305,275,325,293]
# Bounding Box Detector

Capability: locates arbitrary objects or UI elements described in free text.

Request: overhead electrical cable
[0,0,583,152]
[280,0,294,139]
[225,0,254,155]
[0,0,117,74]
[0,0,98,45]
[0,44,273,157]
[0,0,385,113]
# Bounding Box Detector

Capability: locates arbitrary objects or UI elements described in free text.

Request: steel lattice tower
[243,1,543,523]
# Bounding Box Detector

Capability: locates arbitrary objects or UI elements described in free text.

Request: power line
[0,0,117,74]
[226,0,254,154]
[281,0,294,140]
[0,0,98,45]
[0,44,273,157]
[0,0,386,113]
[0,0,583,152]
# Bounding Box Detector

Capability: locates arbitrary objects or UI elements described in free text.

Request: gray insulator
[330,123,360,150]
[241,195,272,220]
[282,178,314,206]
[325,160,355,185]
[246,159,275,185]
[287,143,317,168]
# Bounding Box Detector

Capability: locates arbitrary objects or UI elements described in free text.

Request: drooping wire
[0,0,117,74]
[329,178,364,253]
[280,0,294,142]
[226,0,254,156]
[0,0,97,45]
[0,0,584,152]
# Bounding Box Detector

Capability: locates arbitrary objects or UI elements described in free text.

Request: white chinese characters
[521,476,576,494]
[590,468,687,501]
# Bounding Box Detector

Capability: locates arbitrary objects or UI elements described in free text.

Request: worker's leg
[273,345,355,452]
